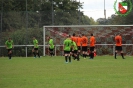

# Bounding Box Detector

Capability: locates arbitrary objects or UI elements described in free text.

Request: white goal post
[43,25,133,56]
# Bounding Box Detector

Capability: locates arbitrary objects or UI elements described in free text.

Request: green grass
[0,56,133,88]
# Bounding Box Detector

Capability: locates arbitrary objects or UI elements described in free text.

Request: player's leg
[32,48,36,58]
[82,46,86,59]
[51,48,55,56]
[84,46,88,59]
[36,48,40,58]
[120,46,125,59]
[90,47,95,59]
[64,51,68,63]
[8,49,12,59]
[77,46,81,59]
[72,50,77,60]
[114,46,118,59]
[49,48,52,56]
[68,51,71,62]
[75,50,79,61]
[70,47,74,59]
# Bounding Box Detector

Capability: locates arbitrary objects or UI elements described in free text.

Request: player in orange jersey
[77,34,82,59]
[71,33,78,44]
[89,33,96,59]
[114,34,125,59]
[71,33,78,59]
[81,34,88,59]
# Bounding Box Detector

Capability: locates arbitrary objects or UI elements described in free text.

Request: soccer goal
[43,25,133,56]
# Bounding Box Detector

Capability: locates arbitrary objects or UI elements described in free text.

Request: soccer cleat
[65,62,68,63]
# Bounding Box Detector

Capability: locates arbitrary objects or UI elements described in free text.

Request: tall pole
[26,0,28,57]
[104,0,106,19]
[78,0,80,25]
[52,0,54,25]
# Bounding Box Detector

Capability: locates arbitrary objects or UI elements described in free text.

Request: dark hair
[68,35,71,37]
[91,33,93,36]
[73,33,75,36]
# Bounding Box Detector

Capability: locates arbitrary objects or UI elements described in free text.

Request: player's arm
[5,41,8,49]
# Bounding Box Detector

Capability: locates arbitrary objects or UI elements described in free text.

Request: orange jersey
[81,36,88,46]
[90,36,96,47]
[71,36,78,44]
[77,37,82,46]
[115,35,122,46]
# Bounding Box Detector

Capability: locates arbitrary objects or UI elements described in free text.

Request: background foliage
[0,0,133,56]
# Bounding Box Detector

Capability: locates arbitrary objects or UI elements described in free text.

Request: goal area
[43,25,133,56]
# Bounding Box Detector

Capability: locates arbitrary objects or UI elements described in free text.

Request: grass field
[0,56,133,88]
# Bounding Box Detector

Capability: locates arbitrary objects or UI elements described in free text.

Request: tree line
[0,0,133,56]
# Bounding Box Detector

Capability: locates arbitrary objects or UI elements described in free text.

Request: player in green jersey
[5,38,14,59]
[72,41,79,61]
[47,37,55,57]
[32,37,40,58]
[63,35,72,63]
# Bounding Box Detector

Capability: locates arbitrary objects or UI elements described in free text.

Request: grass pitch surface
[0,56,133,88]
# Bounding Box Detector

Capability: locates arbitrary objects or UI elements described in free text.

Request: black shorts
[49,48,54,51]
[34,48,38,50]
[64,51,70,54]
[115,46,122,51]
[82,46,88,51]
[73,50,78,54]
[7,48,12,52]
[77,46,81,50]
[90,47,95,51]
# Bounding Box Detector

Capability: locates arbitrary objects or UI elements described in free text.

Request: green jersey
[33,39,39,48]
[5,40,13,49]
[49,39,54,49]
[63,38,72,51]
[72,41,78,50]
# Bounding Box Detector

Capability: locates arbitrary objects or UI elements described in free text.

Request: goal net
[43,25,133,56]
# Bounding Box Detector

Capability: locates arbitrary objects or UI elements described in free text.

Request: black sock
[89,54,91,58]
[50,52,52,56]
[37,53,40,57]
[77,54,79,60]
[84,54,86,58]
[33,52,36,57]
[121,53,125,59]
[8,54,11,59]
[69,56,71,62]
[52,52,54,56]
[92,53,94,59]
[115,52,117,59]
[90,53,92,58]
[83,54,85,58]
[65,56,68,62]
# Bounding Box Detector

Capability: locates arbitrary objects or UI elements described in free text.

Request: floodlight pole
[26,0,28,57]
[104,0,106,19]
[52,0,54,25]
[78,0,80,25]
